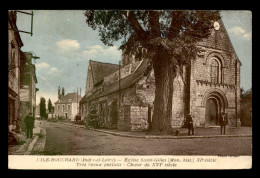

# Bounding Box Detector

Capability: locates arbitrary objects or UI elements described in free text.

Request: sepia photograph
[8,10,252,169]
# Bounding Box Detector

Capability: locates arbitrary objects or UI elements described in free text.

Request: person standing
[185,113,194,135]
[24,112,35,139]
[219,112,228,135]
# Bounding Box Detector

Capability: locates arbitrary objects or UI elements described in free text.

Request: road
[32,120,252,156]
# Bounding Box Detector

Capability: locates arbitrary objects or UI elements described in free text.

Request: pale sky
[15,10,252,105]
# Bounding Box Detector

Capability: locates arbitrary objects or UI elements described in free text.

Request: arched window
[210,59,220,83]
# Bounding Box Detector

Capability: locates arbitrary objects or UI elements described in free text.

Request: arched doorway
[205,98,219,126]
[202,89,228,126]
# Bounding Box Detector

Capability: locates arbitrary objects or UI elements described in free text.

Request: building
[54,93,82,121]
[35,104,40,118]
[80,18,241,131]
[19,52,38,122]
[8,11,24,126]
[79,60,119,122]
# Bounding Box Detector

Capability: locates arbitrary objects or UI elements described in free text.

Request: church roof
[79,94,87,104]
[89,60,119,85]
[54,93,82,104]
[91,58,149,100]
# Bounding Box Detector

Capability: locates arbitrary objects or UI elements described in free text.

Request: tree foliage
[85,10,220,67]
[240,88,252,126]
[48,98,53,113]
[62,87,65,97]
[241,87,252,101]
[40,97,47,118]
[58,86,61,99]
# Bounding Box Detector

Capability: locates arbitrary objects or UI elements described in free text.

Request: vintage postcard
[8,10,252,170]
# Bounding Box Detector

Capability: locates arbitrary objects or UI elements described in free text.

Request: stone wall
[118,105,148,131]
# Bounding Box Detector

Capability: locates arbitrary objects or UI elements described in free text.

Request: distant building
[54,93,82,121]
[8,10,24,126]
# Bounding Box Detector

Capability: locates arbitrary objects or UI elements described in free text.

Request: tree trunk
[150,51,176,135]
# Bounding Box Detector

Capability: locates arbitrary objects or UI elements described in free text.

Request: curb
[88,128,252,139]
[24,135,39,155]
[54,121,252,139]
[24,127,46,155]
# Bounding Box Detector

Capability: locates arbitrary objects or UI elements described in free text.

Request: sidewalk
[8,127,43,155]
[56,120,252,139]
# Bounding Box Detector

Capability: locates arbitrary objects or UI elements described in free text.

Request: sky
[15,10,252,105]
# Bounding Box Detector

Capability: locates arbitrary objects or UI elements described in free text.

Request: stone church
[79,18,241,131]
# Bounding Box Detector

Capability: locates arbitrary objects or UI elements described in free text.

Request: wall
[8,17,21,126]
[189,47,240,127]
[71,102,78,121]
[118,105,148,131]
[54,103,73,120]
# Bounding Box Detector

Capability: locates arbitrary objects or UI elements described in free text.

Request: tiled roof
[54,93,82,104]
[90,60,119,85]
[79,94,87,104]
[93,58,149,100]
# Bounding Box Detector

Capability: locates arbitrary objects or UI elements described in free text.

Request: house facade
[8,11,24,126]
[80,18,241,131]
[54,93,82,121]
[19,52,38,122]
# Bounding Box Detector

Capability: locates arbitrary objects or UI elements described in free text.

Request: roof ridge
[90,59,119,66]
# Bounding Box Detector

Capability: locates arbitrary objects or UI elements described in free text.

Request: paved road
[32,120,252,156]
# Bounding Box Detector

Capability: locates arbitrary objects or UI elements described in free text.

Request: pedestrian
[24,112,35,139]
[185,113,194,135]
[219,112,228,135]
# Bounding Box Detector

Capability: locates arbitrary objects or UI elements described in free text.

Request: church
[79,18,241,131]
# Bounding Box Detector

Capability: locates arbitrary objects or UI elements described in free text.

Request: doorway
[205,98,219,126]
[8,98,15,125]
[110,99,118,128]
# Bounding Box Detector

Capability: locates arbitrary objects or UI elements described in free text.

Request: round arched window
[210,59,219,83]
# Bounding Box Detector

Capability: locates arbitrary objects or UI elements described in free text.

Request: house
[8,11,24,126]
[19,52,38,122]
[54,93,82,121]
[35,104,40,118]
[80,18,241,131]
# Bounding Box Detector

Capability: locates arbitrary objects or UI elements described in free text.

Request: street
[31,120,252,156]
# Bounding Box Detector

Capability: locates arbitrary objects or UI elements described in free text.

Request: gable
[90,60,119,84]
[54,93,82,104]
[197,18,241,65]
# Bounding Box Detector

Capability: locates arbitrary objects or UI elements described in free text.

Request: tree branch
[167,10,184,40]
[121,10,148,40]
[148,10,160,38]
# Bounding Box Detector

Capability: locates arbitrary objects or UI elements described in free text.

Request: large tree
[40,97,47,119]
[85,10,219,134]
